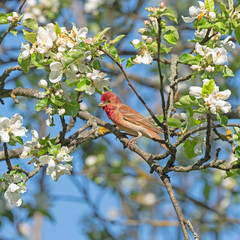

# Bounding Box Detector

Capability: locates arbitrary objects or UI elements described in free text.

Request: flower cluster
[189,79,231,114]
[1,173,26,207]
[23,0,62,24]
[0,114,27,143]
[20,129,42,160]
[132,39,153,65]
[38,146,73,181]
[19,22,109,95]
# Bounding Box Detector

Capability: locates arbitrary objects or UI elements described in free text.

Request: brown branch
[160,174,191,240]
[0,87,46,100]
[3,142,12,172]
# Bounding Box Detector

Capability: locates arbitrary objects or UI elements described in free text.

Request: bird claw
[126,140,137,148]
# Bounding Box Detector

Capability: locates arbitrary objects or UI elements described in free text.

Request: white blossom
[211,47,228,65]
[86,70,109,95]
[218,36,236,51]
[189,80,231,114]
[182,1,207,23]
[38,146,73,181]
[4,183,27,207]
[20,129,41,159]
[20,43,31,59]
[49,61,77,83]
[0,114,27,143]
[36,23,56,54]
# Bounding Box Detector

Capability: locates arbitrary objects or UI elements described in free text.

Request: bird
[98,92,164,147]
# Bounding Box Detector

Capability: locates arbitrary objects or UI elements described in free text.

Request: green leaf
[93,59,101,70]
[10,28,17,36]
[31,52,52,67]
[18,54,31,73]
[162,9,178,23]
[202,79,215,97]
[235,27,240,45]
[63,101,80,116]
[75,78,90,91]
[95,27,110,40]
[35,98,49,111]
[163,26,179,45]
[160,43,172,54]
[184,139,198,159]
[214,22,226,34]
[167,117,181,128]
[126,57,135,68]
[205,0,215,12]
[109,45,120,63]
[175,95,199,108]
[0,13,8,24]
[179,53,195,63]
[217,113,228,126]
[62,50,84,68]
[23,29,36,43]
[110,34,125,44]
[223,66,234,77]
[22,18,38,31]
[8,135,23,146]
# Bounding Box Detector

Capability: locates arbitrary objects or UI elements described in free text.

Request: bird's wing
[118,104,163,133]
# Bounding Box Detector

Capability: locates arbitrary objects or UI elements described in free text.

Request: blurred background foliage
[0,0,240,239]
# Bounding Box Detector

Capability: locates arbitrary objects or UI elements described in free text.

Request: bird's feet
[126,139,137,148]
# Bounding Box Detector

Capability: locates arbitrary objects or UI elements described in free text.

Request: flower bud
[206,66,215,72]
[132,39,140,45]
[144,20,150,26]
[159,2,165,8]
[191,65,201,71]
[58,108,65,116]
[209,11,216,19]
[38,79,48,89]
[141,35,148,41]
[7,16,13,22]
[12,12,19,19]
[146,37,153,43]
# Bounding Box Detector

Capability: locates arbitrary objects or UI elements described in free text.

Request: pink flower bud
[159,2,165,8]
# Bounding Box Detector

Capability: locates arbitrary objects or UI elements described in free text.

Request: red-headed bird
[98,92,164,147]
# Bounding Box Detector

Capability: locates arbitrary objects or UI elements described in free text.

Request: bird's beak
[98,102,106,107]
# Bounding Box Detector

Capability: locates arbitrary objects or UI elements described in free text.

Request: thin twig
[0,0,27,45]
[3,143,12,172]
[160,174,191,240]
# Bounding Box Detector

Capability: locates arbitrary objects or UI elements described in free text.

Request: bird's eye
[107,100,111,103]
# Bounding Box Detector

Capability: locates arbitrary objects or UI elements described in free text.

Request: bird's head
[98,92,122,108]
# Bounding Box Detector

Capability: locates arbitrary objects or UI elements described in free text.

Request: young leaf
[35,98,49,111]
[235,27,240,45]
[126,57,136,68]
[23,29,36,43]
[22,18,39,31]
[205,0,215,12]
[167,117,181,128]
[217,113,228,127]
[18,55,31,73]
[175,95,199,108]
